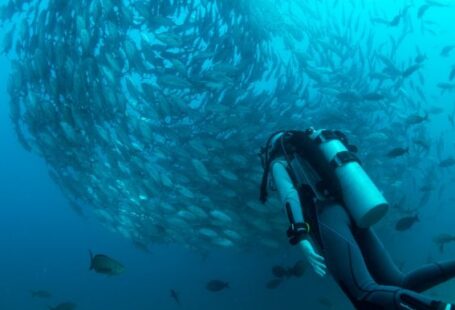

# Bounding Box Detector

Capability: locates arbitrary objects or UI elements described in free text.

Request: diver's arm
[271,160,304,220]
[299,239,327,277]
[271,159,306,234]
[271,159,327,277]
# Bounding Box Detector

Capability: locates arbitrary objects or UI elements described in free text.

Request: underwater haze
[1,0,455,309]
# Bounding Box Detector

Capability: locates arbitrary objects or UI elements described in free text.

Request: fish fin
[89,250,94,270]
[286,267,293,278]
[424,111,429,120]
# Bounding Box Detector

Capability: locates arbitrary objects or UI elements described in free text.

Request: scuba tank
[307,128,389,228]
[260,128,389,228]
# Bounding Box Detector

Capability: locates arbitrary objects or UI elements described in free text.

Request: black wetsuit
[317,199,455,310]
[260,130,455,310]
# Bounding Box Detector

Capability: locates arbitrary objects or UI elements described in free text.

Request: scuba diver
[259,128,455,310]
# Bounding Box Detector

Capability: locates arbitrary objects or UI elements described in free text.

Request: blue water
[0,67,343,310]
[0,45,352,310]
[2,1,455,309]
[0,53,338,309]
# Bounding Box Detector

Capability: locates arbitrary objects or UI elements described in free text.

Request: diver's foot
[435,302,453,310]
[441,303,452,310]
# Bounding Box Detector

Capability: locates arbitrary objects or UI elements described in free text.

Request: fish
[437,82,455,93]
[439,157,455,168]
[402,64,421,78]
[449,66,455,81]
[395,214,419,231]
[405,113,429,126]
[210,210,232,223]
[89,251,124,275]
[449,112,455,127]
[206,280,229,292]
[427,106,444,115]
[155,32,182,48]
[290,260,307,277]
[272,265,289,278]
[0,26,14,54]
[336,90,362,102]
[271,260,306,280]
[433,233,455,253]
[170,289,180,305]
[48,302,77,310]
[3,0,450,254]
[362,92,386,101]
[266,278,283,289]
[389,15,401,27]
[159,75,192,89]
[417,4,431,18]
[30,290,52,298]
[412,138,431,152]
[426,0,449,7]
[441,45,455,57]
[386,147,409,158]
[415,53,428,63]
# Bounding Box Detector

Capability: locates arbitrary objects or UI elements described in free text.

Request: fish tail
[89,250,94,270]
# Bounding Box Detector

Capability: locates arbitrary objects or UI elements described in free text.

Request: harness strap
[330,151,361,170]
[285,157,325,249]
[314,129,358,153]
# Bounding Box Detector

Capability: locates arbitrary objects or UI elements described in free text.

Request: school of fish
[1,0,454,254]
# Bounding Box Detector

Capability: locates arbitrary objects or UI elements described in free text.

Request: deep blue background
[0,54,347,310]
[2,1,455,309]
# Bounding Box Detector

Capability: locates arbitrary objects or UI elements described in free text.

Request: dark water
[0,75,344,310]
[1,0,455,309]
[0,53,346,308]
[0,47,350,310]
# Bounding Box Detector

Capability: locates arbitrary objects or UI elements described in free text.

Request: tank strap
[314,130,338,144]
[314,129,358,153]
[330,151,361,170]
[290,155,331,200]
[284,157,325,250]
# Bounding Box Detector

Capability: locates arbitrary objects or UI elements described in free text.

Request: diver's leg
[354,226,404,285]
[317,203,448,310]
[354,225,455,292]
[402,260,455,292]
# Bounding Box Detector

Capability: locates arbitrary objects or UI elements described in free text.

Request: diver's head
[270,132,284,151]
[259,131,285,168]
[268,131,285,162]
[259,130,286,204]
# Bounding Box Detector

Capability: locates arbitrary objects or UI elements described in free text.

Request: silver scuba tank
[308,129,389,228]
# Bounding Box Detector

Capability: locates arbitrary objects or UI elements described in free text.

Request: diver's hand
[299,239,327,277]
